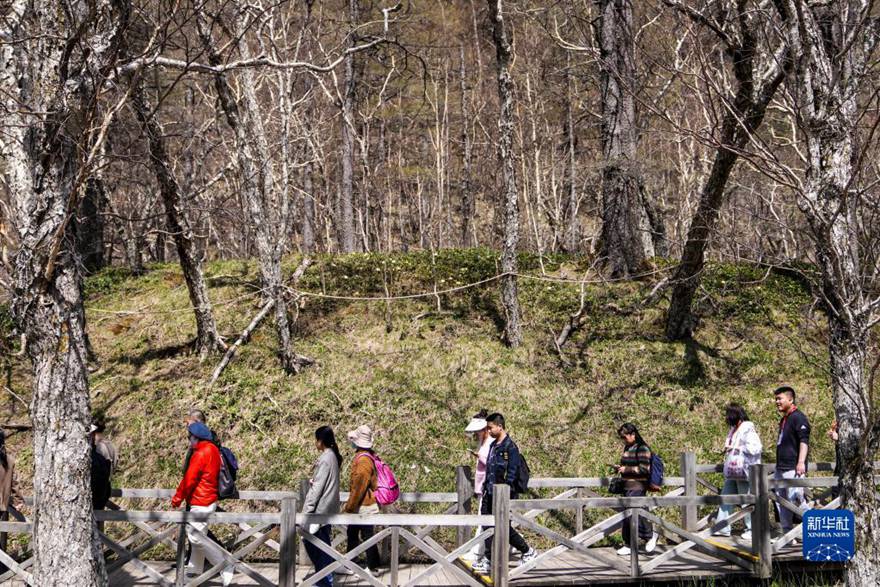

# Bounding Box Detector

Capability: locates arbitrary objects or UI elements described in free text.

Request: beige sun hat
[347,424,374,449]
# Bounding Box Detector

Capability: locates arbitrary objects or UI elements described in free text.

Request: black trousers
[481,493,530,558]
[621,488,653,543]
[347,523,381,570]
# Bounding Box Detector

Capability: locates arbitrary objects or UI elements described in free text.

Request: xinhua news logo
[803,509,855,562]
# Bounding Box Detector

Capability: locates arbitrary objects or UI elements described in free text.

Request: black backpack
[217,445,239,500]
[513,453,531,494]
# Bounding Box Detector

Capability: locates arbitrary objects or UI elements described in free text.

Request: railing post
[492,484,510,587]
[390,526,400,587]
[750,464,772,579]
[279,497,297,587]
[681,451,697,531]
[456,465,473,547]
[298,479,309,565]
[575,487,584,534]
[629,509,640,578]
[175,521,187,587]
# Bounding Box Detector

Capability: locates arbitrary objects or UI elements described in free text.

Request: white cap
[465,418,487,433]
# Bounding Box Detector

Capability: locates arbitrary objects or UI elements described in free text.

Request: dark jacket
[483,435,521,497]
[91,447,112,510]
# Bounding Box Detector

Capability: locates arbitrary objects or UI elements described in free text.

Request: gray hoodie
[302,448,340,514]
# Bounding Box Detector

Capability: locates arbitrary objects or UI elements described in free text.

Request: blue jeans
[716,478,751,535]
[304,525,334,587]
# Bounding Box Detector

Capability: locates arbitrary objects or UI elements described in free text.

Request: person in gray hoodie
[302,426,342,586]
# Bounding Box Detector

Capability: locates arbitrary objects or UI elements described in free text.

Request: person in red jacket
[171,422,233,586]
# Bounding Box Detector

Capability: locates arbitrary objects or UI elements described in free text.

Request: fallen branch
[553,279,591,356]
[210,258,312,384]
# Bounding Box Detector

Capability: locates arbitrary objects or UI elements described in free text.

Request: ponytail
[315,426,343,467]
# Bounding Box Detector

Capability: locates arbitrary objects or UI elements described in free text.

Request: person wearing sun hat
[462,410,492,563]
[342,425,381,576]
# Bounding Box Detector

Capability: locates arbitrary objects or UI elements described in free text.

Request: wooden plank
[279,497,297,587]
[638,509,754,572]
[629,510,639,578]
[398,527,483,587]
[491,485,510,587]
[509,513,631,576]
[99,532,173,587]
[510,495,755,510]
[409,529,493,585]
[185,525,276,587]
[298,526,391,587]
[106,525,178,573]
[174,523,187,587]
[0,548,34,586]
[188,530,272,587]
[509,511,626,579]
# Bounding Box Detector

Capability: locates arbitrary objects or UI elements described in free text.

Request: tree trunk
[76,177,108,274]
[339,0,360,253]
[664,8,788,340]
[302,159,318,255]
[487,0,523,347]
[562,54,579,254]
[0,1,120,584]
[198,15,312,374]
[596,0,651,277]
[775,2,880,582]
[665,147,739,338]
[131,84,225,357]
[459,44,476,248]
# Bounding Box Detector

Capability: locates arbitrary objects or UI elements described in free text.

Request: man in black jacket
[472,413,538,574]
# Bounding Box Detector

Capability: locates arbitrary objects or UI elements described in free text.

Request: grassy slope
[4,250,836,500]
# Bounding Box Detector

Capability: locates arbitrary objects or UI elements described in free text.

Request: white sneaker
[741,531,752,541]
[471,557,491,574]
[335,566,354,575]
[460,552,478,564]
[520,547,539,566]
[616,546,631,556]
[221,565,234,587]
[645,533,658,553]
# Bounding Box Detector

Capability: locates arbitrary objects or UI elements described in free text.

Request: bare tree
[595,0,653,276]
[663,0,788,339]
[197,9,313,374]
[774,1,880,582]
[339,0,361,253]
[131,82,226,357]
[0,0,128,583]
[487,0,523,347]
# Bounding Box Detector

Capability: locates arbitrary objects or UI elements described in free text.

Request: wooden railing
[0,454,875,587]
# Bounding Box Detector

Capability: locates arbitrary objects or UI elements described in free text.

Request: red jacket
[172,440,221,507]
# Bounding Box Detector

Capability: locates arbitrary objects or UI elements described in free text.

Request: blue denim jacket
[483,435,521,497]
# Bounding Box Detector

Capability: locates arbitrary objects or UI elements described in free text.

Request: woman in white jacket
[715,404,762,539]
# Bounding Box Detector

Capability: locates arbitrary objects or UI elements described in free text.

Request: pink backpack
[357,453,400,505]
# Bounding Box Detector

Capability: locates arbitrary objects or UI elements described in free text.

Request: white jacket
[724,421,763,478]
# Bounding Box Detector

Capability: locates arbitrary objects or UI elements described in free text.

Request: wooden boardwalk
[93,538,804,586]
[1,458,870,587]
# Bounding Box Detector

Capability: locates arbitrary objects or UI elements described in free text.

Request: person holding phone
[462,410,492,563]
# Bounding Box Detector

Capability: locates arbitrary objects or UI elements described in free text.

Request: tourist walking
[342,425,382,576]
[171,422,234,586]
[714,404,762,539]
[302,426,342,586]
[91,415,118,475]
[472,413,538,575]
[773,386,810,536]
[462,410,492,563]
[615,422,658,555]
